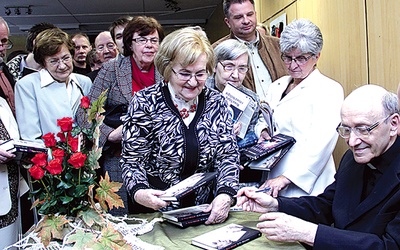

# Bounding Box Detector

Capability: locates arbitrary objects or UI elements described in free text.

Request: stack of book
[162,204,211,228]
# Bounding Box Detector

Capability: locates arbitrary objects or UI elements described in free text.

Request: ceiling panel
[1,0,219,35]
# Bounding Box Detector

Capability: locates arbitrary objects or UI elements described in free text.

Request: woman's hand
[233,122,242,135]
[134,189,169,210]
[108,125,123,143]
[258,129,271,143]
[260,175,291,197]
[0,147,15,164]
[204,193,232,225]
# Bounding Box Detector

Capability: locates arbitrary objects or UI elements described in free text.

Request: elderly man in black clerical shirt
[237,84,400,250]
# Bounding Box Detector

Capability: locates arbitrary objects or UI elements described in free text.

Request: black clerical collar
[369,136,400,173]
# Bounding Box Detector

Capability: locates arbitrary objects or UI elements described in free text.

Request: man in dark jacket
[237,84,400,250]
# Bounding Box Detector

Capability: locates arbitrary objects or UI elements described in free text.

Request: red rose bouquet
[22,90,131,249]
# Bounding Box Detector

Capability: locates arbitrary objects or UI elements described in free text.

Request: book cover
[0,139,47,154]
[159,172,217,202]
[222,84,256,139]
[246,142,294,171]
[191,223,261,250]
[162,204,210,222]
[165,215,209,228]
[242,133,296,161]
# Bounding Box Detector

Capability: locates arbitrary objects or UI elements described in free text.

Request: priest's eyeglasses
[336,115,391,139]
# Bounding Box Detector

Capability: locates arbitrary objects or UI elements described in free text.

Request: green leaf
[95,172,124,211]
[65,229,97,249]
[87,147,102,170]
[96,223,131,250]
[78,208,105,227]
[34,215,70,247]
[60,195,74,204]
[57,179,73,189]
[88,89,108,122]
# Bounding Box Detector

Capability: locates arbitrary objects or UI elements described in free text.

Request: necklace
[175,103,197,119]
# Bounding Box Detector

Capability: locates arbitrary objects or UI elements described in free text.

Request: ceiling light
[15,8,21,15]
[4,5,32,16]
[5,8,11,16]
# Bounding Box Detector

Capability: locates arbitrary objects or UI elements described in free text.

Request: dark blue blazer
[278,137,400,250]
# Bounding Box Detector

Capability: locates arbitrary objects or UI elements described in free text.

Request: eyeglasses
[171,68,209,82]
[281,54,314,65]
[219,61,249,74]
[46,55,72,67]
[0,38,13,49]
[336,115,392,139]
[132,37,159,45]
[97,43,116,52]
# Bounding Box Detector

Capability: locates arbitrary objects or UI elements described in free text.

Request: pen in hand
[256,187,271,193]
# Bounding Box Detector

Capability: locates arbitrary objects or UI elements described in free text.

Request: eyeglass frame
[96,43,116,52]
[132,37,159,45]
[0,38,13,50]
[171,68,209,82]
[45,55,72,67]
[336,114,392,139]
[280,53,314,66]
[218,61,249,74]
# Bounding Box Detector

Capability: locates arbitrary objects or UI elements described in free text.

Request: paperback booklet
[191,223,261,250]
[165,215,209,228]
[0,139,48,154]
[222,83,257,139]
[241,133,296,161]
[162,204,210,222]
[246,142,294,171]
[159,172,217,202]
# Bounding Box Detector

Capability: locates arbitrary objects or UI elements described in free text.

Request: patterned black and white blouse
[121,81,240,207]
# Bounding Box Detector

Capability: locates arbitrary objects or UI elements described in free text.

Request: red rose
[68,152,87,169]
[29,165,45,180]
[42,133,56,148]
[57,117,74,132]
[52,148,65,160]
[80,96,90,109]
[68,136,79,152]
[57,131,66,142]
[31,152,48,167]
[46,158,63,175]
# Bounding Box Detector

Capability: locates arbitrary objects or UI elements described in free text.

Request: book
[165,215,209,228]
[191,223,261,250]
[159,172,217,201]
[246,142,294,171]
[162,204,210,222]
[222,83,257,139]
[0,139,48,154]
[241,133,295,161]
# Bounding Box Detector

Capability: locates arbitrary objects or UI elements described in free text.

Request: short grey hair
[280,19,323,55]
[0,17,10,34]
[214,39,248,62]
[382,92,399,117]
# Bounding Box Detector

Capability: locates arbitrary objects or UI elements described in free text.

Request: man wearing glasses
[0,17,15,115]
[237,84,400,249]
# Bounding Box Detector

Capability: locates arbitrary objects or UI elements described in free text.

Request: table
[137,210,306,249]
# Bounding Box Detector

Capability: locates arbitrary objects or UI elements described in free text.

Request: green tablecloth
[137,211,306,249]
